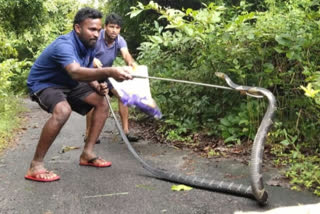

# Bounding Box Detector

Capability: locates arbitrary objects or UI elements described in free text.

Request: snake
[106,72,276,205]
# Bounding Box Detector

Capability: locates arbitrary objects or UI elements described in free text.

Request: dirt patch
[130,117,276,166]
[129,117,294,189]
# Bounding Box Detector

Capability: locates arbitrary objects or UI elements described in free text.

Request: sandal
[79,157,111,167]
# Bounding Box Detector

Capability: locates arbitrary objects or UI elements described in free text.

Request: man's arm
[88,59,108,95]
[65,62,132,82]
[120,47,136,67]
[88,58,103,90]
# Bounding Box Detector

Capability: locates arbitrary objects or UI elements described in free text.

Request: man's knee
[97,98,109,115]
[87,94,108,108]
[53,102,72,123]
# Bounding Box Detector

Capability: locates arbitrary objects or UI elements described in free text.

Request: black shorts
[31,83,95,115]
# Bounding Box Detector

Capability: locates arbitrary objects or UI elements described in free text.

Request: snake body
[107,72,276,205]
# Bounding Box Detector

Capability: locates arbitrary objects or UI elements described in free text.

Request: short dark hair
[73,7,102,28]
[105,13,123,27]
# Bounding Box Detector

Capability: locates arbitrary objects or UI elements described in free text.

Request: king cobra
[105,72,276,205]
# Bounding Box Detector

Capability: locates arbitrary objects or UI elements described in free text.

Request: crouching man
[25,7,132,182]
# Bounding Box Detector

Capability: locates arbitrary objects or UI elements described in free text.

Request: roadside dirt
[1,99,319,214]
[131,117,274,163]
[129,116,293,190]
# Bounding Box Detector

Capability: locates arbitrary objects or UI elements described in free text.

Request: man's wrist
[103,67,116,78]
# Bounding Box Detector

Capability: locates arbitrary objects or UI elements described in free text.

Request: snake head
[215,72,225,79]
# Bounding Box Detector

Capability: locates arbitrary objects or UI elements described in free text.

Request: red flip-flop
[79,157,112,168]
[24,170,60,182]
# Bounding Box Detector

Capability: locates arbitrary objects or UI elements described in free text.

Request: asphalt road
[0,99,318,214]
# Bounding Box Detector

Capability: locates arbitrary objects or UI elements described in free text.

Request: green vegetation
[126,0,320,196]
[0,0,80,150]
[0,97,25,152]
[0,0,319,196]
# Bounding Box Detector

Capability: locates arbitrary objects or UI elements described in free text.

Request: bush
[128,0,320,196]
[130,0,320,145]
[0,0,81,151]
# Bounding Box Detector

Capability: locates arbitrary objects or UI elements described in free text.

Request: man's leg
[85,96,129,136]
[26,101,72,180]
[85,109,93,140]
[118,98,129,134]
[111,88,139,142]
[80,92,110,165]
[84,85,139,145]
[85,99,129,144]
[85,108,100,144]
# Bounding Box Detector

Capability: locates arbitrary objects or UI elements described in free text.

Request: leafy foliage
[104,0,214,55]
[270,131,320,197]
[0,0,80,93]
[0,0,81,150]
[0,0,46,34]
[129,0,320,144]
[286,154,320,196]
[128,0,320,196]
[301,72,320,105]
[0,96,25,153]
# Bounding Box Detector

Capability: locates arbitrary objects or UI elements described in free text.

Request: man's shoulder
[117,34,126,42]
[49,33,75,54]
[55,32,74,46]
[97,29,105,42]
[116,35,127,48]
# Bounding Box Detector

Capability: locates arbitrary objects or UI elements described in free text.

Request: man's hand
[93,58,103,68]
[98,82,108,95]
[89,81,108,96]
[111,66,133,81]
[129,62,138,71]
[94,58,132,81]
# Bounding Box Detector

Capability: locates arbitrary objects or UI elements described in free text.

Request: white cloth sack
[108,65,162,118]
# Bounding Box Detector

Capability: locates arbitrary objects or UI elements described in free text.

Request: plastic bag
[108,65,162,119]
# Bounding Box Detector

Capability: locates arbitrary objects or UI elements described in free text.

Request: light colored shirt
[94,29,127,67]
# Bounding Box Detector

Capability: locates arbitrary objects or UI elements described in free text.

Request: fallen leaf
[171,184,192,191]
[59,146,80,154]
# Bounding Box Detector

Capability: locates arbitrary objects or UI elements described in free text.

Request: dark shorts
[31,82,95,115]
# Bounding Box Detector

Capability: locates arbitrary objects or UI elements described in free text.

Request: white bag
[108,65,162,118]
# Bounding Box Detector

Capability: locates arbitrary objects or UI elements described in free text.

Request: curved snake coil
[106,72,277,205]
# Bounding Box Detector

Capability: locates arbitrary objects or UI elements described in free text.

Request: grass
[109,97,119,112]
[0,96,26,153]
